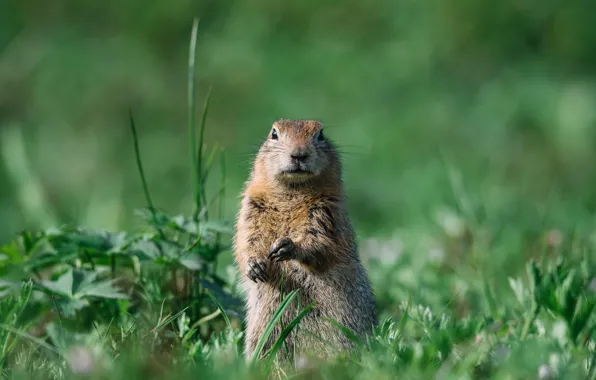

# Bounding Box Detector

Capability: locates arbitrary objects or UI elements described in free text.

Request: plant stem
[520,305,540,340]
[111,254,116,279]
[128,110,167,246]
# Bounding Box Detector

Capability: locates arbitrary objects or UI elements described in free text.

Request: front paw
[247,257,268,283]
[267,237,297,262]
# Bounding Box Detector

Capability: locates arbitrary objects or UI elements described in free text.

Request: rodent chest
[246,197,312,237]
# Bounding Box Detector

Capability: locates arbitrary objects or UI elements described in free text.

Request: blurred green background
[2,0,596,266]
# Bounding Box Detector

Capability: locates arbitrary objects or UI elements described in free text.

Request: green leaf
[200,221,234,235]
[179,254,203,271]
[0,281,18,298]
[37,269,128,301]
[508,277,526,306]
[77,279,128,300]
[0,242,22,265]
[58,299,87,318]
[40,269,74,298]
[128,238,162,260]
[133,208,170,228]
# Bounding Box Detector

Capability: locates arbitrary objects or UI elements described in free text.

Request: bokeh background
[2,1,596,299]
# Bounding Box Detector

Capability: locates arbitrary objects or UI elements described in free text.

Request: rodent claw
[249,267,266,283]
[247,257,268,283]
[251,270,266,283]
[267,237,296,262]
[270,247,290,262]
[255,263,268,281]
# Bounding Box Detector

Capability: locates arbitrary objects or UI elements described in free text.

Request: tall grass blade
[191,309,221,329]
[216,149,226,249]
[482,277,498,319]
[250,289,300,367]
[196,85,213,217]
[152,306,189,333]
[219,149,226,220]
[321,317,362,348]
[0,282,33,367]
[200,143,220,187]
[128,110,167,244]
[0,324,61,357]
[264,301,315,367]
[205,289,232,330]
[188,18,200,220]
[398,296,411,334]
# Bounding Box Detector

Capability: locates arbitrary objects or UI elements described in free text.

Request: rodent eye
[271,128,278,140]
[317,129,325,142]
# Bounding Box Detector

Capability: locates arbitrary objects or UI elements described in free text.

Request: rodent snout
[290,152,309,163]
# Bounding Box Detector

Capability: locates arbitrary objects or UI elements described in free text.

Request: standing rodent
[234,119,377,362]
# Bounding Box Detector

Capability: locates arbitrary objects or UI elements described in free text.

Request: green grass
[1,205,596,379]
[2,12,596,380]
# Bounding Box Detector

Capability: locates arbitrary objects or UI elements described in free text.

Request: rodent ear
[316,128,325,142]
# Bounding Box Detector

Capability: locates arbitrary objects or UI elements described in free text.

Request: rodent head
[255,119,340,187]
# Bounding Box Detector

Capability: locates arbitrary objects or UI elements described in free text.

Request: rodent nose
[291,152,309,162]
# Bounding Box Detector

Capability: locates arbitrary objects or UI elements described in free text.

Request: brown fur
[234,119,377,363]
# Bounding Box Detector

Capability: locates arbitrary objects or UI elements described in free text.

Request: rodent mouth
[284,168,311,174]
[280,168,315,179]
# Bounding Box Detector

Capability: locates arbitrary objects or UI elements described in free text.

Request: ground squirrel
[234,119,378,362]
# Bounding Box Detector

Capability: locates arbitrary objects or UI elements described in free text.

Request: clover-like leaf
[38,269,128,301]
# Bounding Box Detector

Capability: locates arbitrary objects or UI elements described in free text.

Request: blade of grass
[191,309,222,329]
[128,110,167,245]
[188,18,200,221]
[213,149,226,271]
[197,186,225,221]
[204,289,232,330]
[200,143,220,187]
[398,295,411,334]
[250,289,300,366]
[0,127,57,228]
[264,301,316,367]
[438,149,478,228]
[482,276,498,319]
[152,306,189,333]
[520,304,540,340]
[0,281,32,360]
[219,149,226,220]
[0,324,61,357]
[198,143,220,222]
[196,85,213,219]
[321,317,363,349]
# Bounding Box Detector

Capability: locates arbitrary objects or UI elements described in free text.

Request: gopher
[234,119,377,362]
